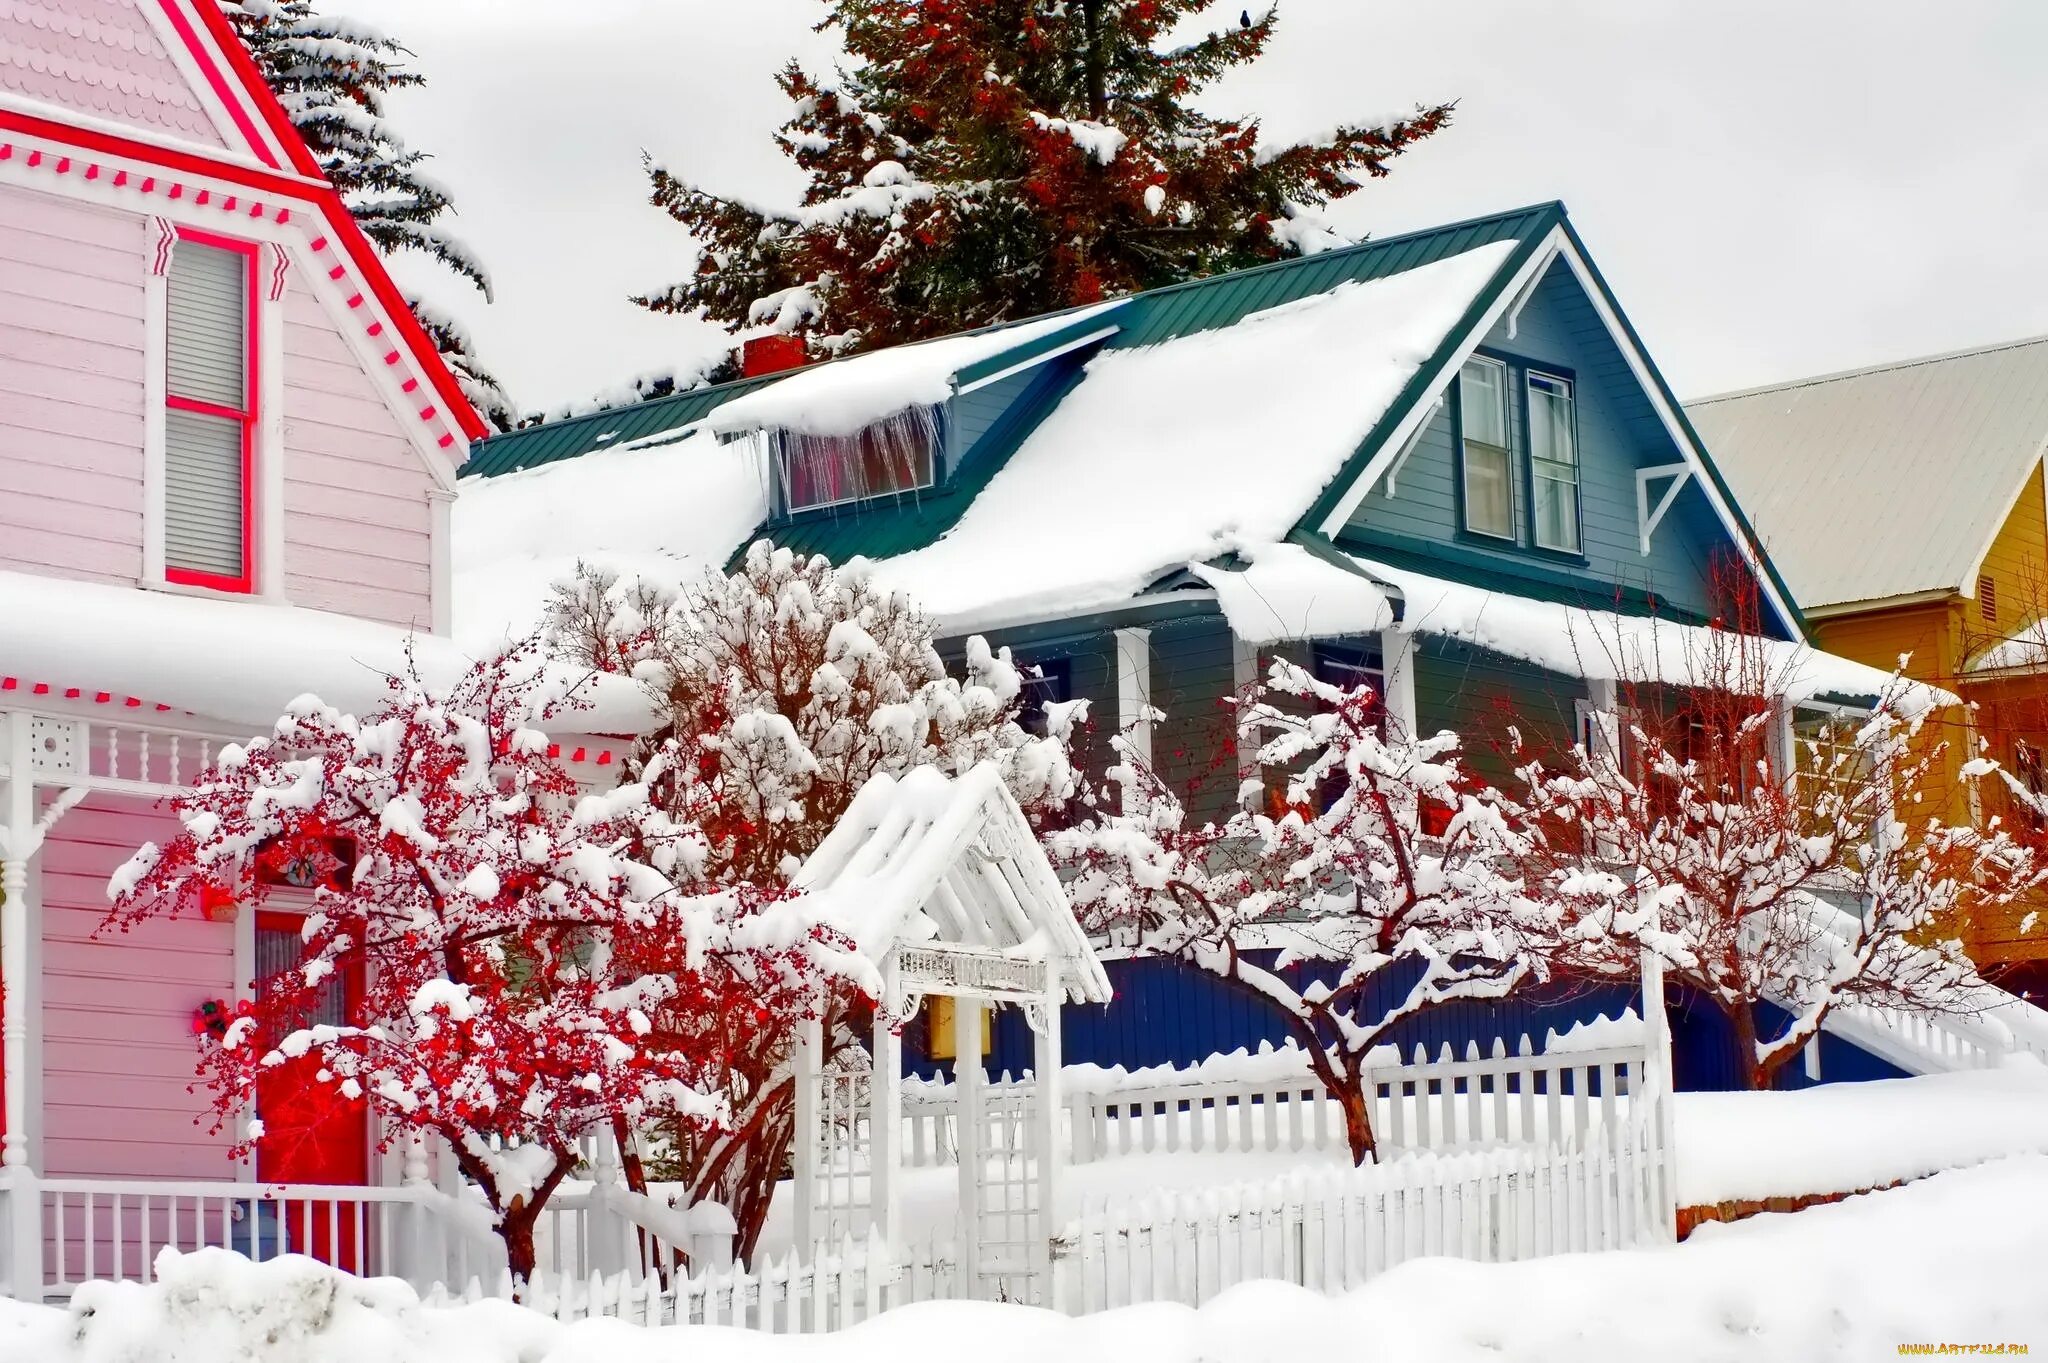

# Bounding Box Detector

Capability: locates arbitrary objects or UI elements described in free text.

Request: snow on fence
[1052,1119,1668,1313]
[446,1117,1671,1330]
[904,1017,1652,1168]
[430,1229,953,1333]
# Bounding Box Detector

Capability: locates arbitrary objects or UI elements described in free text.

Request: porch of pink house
[0,700,487,1302]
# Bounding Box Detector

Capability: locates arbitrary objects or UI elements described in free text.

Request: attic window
[772,405,943,514]
[1982,576,1999,624]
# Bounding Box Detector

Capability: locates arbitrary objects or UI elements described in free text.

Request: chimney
[742,334,808,378]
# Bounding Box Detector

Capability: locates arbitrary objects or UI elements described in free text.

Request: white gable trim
[1313,226,1804,639]
[954,324,1121,396]
[1960,446,2048,599]
[145,0,300,172]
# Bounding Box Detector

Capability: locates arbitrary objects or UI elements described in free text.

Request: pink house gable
[0,0,488,1233]
[0,0,226,151]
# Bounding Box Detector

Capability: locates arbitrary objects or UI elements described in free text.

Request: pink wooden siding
[0,0,225,148]
[0,183,147,586]
[280,264,436,629]
[38,795,236,1180]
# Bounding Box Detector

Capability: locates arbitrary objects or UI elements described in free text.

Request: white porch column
[1584,677,1620,761]
[791,1018,822,1256]
[1113,627,1154,772]
[1763,695,1796,794]
[1031,965,1062,1308]
[952,997,983,1295]
[869,959,902,1249]
[0,714,41,1298]
[1379,624,1419,739]
[1231,632,1261,782]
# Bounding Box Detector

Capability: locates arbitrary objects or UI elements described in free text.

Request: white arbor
[792,764,1111,1305]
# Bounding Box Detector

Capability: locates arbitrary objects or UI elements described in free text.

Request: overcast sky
[339,0,2048,418]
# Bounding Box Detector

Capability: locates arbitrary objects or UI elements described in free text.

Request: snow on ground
[1672,1060,2048,1205]
[867,241,1517,634]
[8,1156,2047,1362]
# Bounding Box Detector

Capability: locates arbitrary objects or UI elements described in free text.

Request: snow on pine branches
[638,0,1452,356]
[104,645,869,1287]
[1513,610,2039,1091]
[218,0,515,429]
[1052,657,1549,1164]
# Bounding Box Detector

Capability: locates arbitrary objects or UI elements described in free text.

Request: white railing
[29,1177,492,1300]
[1051,1119,1667,1314]
[903,1026,1649,1168]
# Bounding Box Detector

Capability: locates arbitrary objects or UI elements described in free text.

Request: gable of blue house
[1337,256,1766,630]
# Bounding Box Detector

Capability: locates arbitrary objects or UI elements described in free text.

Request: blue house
[457,202,1957,1088]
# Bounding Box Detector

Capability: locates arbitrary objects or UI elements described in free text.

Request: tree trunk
[1728,997,1771,1091]
[499,1204,539,1297]
[1079,0,1108,120]
[1335,1079,1379,1165]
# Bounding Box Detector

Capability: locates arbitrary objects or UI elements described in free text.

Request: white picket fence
[903,1029,1651,1168]
[427,1114,1670,1329]
[1053,1120,1668,1313]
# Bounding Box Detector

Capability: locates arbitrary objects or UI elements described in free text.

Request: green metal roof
[465,203,1560,482]
[462,372,790,478]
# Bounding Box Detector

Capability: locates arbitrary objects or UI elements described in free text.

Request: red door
[253,912,368,1269]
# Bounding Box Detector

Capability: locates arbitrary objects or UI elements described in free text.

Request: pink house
[0,0,522,1298]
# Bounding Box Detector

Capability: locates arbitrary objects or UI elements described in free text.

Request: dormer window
[771,405,943,514]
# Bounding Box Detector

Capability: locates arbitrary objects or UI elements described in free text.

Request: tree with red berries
[1052,657,1549,1164]
[104,646,869,1289]
[639,0,1452,355]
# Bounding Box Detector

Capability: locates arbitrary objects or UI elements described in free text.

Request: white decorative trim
[1634,461,1692,555]
[148,216,176,275]
[232,890,255,1183]
[1382,394,1444,497]
[1502,241,1559,341]
[265,241,288,302]
[953,324,1122,395]
[140,0,296,173]
[142,266,168,586]
[258,270,286,599]
[1960,444,2048,599]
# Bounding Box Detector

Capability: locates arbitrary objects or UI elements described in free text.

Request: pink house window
[164,230,259,593]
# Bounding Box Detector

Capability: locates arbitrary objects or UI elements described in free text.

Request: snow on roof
[1967,621,2048,675]
[707,302,1128,440]
[0,570,653,738]
[1349,552,1957,716]
[1686,336,2048,610]
[795,764,1111,1006]
[451,426,770,653]
[1191,542,1394,645]
[864,241,1519,633]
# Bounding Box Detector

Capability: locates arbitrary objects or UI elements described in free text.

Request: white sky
[340,0,2048,417]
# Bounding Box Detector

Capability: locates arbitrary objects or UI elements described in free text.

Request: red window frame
[165,227,260,595]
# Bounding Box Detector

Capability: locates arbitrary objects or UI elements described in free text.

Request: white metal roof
[1686,336,2048,611]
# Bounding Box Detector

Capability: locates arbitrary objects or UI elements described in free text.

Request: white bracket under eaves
[1383,395,1445,497]
[1503,241,1559,341]
[1636,462,1693,555]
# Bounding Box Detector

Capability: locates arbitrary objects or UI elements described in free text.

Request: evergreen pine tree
[638,1,1452,355]
[220,0,516,430]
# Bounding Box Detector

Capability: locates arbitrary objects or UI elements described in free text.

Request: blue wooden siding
[903,958,1907,1092]
[1344,259,1740,623]
[1149,616,1241,823]
[948,365,1043,474]
[1413,635,1582,786]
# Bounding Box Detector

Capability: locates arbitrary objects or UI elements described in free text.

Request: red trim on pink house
[0,107,488,443]
[163,227,261,596]
[175,0,326,180]
[147,0,281,171]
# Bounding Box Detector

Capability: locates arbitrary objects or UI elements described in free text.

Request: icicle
[767,403,944,513]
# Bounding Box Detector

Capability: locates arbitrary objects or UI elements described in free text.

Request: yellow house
[1690,336,2048,967]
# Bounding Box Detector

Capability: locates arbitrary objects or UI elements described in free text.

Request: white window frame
[1458,355,1516,540]
[1527,369,1582,554]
